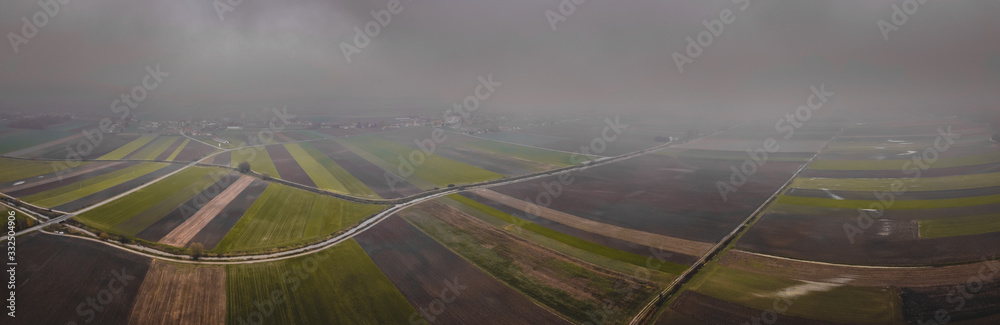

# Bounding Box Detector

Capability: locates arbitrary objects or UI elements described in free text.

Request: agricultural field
[282,142,378,198]
[737,120,1000,266]
[14,233,152,324]
[98,134,159,160]
[124,136,182,160]
[18,162,181,211]
[3,204,37,232]
[335,135,505,189]
[401,200,661,324]
[0,157,84,183]
[214,183,385,252]
[309,139,423,198]
[225,240,418,324]
[74,166,235,235]
[354,215,572,324]
[229,145,281,179]
[0,120,95,155]
[127,261,227,325]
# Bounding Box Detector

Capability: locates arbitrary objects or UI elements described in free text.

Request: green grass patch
[75,167,228,235]
[791,172,1000,192]
[919,213,1000,238]
[447,194,687,274]
[685,263,898,324]
[127,136,178,160]
[0,157,83,183]
[215,184,385,252]
[230,146,280,179]
[338,135,503,188]
[98,134,158,160]
[775,193,1000,210]
[21,163,168,208]
[165,139,189,161]
[226,240,419,324]
[458,139,581,167]
[656,150,811,162]
[808,151,1000,170]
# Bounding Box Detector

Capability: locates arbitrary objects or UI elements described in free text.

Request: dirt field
[266,144,316,187]
[669,290,838,325]
[189,180,269,249]
[127,260,227,325]
[901,280,1000,323]
[16,233,152,324]
[801,161,1000,179]
[134,174,241,242]
[173,141,216,162]
[460,192,698,265]
[160,175,256,247]
[355,215,571,324]
[475,189,714,257]
[720,250,1000,287]
[736,211,1000,266]
[491,154,803,244]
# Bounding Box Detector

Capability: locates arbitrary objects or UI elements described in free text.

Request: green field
[458,139,581,167]
[230,146,280,179]
[919,213,1000,238]
[775,193,1000,210]
[165,139,189,161]
[791,172,1000,192]
[808,151,1000,170]
[0,157,82,183]
[75,167,228,235]
[446,194,687,274]
[3,205,37,232]
[285,143,377,197]
[215,184,385,252]
[336,135,503,188]
[98,134,158,160]
[226,240,419,324]
[656,149,811,162]
[21,163,168,208]
[683,263,900,324]
[127,136,178,160]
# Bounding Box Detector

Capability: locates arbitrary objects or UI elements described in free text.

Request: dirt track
[160,175,255,246]
[474,189,715,257]
[720,249,1000,287]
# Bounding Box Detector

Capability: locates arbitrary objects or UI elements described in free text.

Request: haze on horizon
[1,0,998,121]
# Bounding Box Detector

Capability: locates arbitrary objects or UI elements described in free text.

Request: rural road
[3,128,685,263]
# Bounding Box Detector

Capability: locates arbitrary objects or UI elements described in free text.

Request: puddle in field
[754,277,855,300]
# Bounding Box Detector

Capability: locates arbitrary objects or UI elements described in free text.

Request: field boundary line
[628,124,849,325]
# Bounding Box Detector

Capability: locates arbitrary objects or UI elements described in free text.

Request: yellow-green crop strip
[791,172,1000,192]
[98,134,158,160]
[22,163,168,208]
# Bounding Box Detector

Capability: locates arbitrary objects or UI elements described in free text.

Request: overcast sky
[2,0,998,120]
